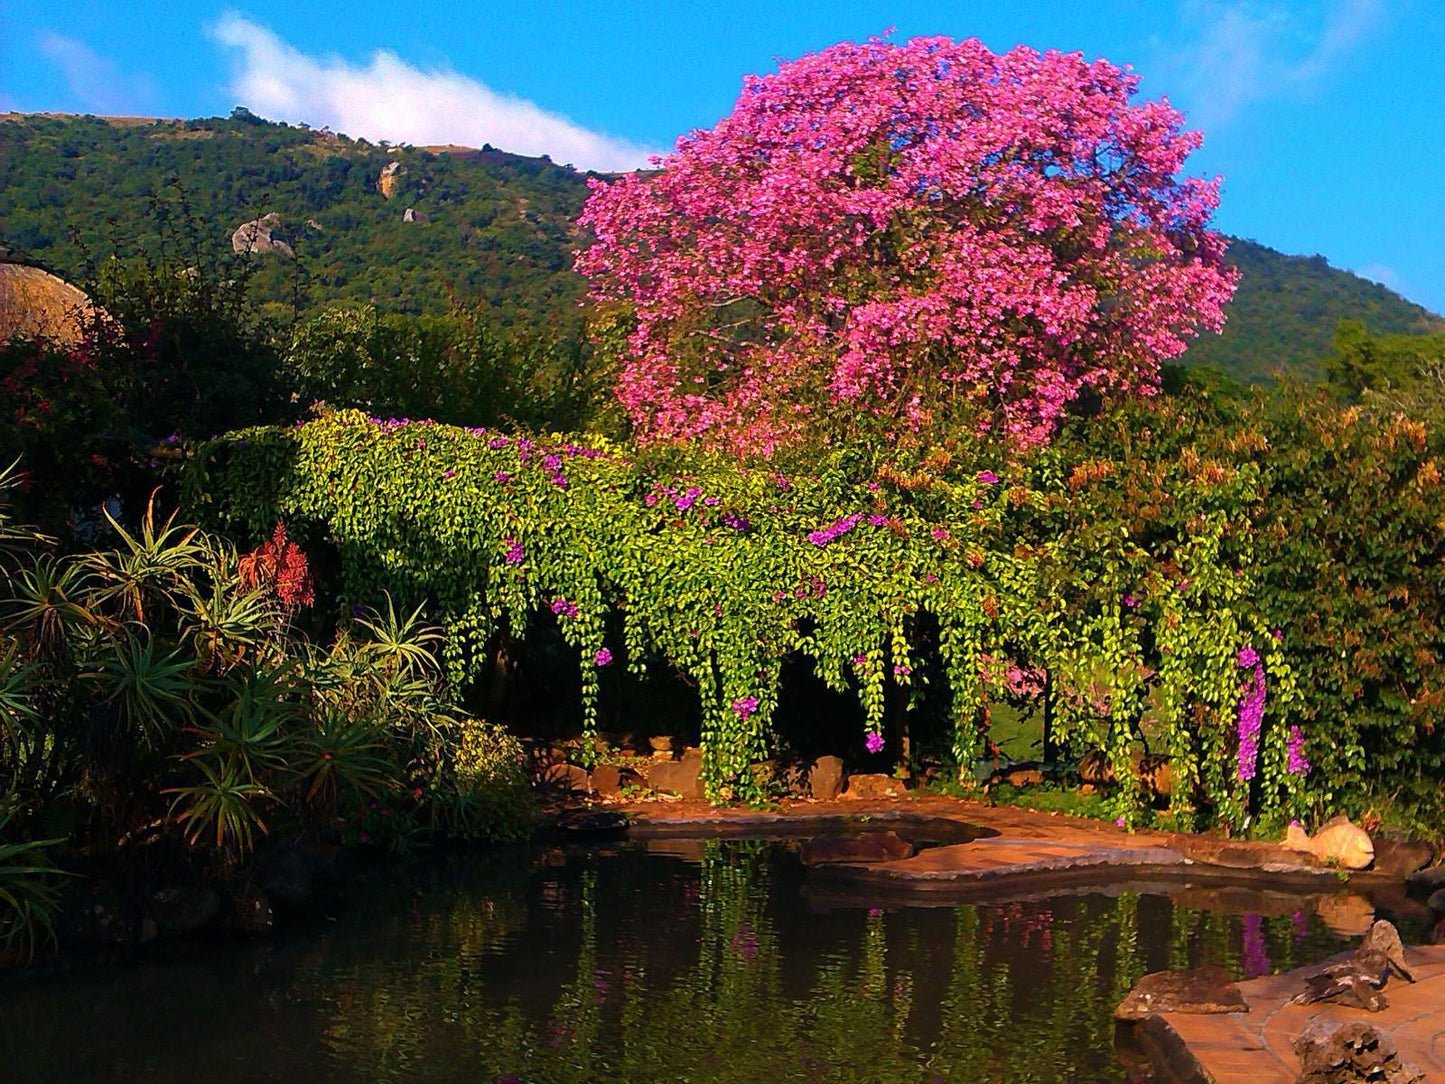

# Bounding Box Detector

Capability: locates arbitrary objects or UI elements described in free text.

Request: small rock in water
[1113,964,1248,1022]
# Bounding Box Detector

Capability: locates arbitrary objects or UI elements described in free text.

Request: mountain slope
[1,111,1438,379]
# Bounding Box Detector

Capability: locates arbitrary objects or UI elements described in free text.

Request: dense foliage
[579,36,1237,449]
[0,478,531,955]
[188,403,1294,825]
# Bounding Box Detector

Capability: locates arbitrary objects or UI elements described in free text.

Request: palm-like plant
[91,634,200,746]
[0,811,68,960]
[163,756,270,854]
[81,494,206,626]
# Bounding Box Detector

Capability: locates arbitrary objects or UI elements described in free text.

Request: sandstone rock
[1311,816,1375,870]
[150,885,221,935]
[1427,888,1445,913]
[378,159,404,199]
[649,750,703,799]
[799,830,915,867]
[648,735,675,759]
[843,773,909,799]
[1285,823,1314,853]
[402,207,430,224]
[991,766,1044,788]
[1079,748,1116,785]
[590,764,643,798]
[1113,964,1248,1022]
[541,762,591,794]
[1294,1016,1424,1084]
[807,755,845,800]
[1372,839,1434,878]
[231,213,294,258]
[0,259,97,347]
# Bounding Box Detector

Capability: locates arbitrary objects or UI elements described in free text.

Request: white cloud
[209,14,661,171]
[37,32,156,114]
[1165,0,1384,128]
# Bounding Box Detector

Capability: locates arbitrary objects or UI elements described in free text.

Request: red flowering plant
[579,34,1237,453]
[238,522,315,609]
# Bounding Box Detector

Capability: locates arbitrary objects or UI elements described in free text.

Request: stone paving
[1143,945,1445,1083]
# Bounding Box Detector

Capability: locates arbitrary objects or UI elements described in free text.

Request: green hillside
[1184,239,1443,383]
[1,111,1438,377]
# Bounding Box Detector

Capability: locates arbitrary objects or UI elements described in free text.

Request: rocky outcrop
[231,213,294,258]
[590,763,643,798]
[1294,1017,1424,1083]
[1114,964,1248,1022]
[805,755,845,800]
[648,750,704,799]
[378,160,404,200]
[0,259,97,346]
[402,207,430,224]
[843,773,909,799]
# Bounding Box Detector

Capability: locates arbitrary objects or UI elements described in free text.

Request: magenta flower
[865,730,884,754]
[1287,725,1310,776]
[808,513,864,547]
[503,537,525,564]
[594,648,613,667]
[732,696,759,719]
[494,470,512,483]
[1235,646,1266,782]
[978,470,999,484]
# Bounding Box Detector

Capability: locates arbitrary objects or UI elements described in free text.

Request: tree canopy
[578,35,1239,450]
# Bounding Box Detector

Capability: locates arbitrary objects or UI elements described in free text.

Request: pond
[0,836,1400,1083]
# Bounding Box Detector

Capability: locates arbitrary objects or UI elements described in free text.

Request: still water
[2,837,1383,1083]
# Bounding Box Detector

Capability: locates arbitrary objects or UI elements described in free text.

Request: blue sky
[2,0,1442,313]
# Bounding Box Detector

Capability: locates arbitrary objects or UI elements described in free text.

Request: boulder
[649,750,704,799]
[590,764,643,798]
[799,830,915,867]
[541,763,591,794]
[377,159,404,199]
[1427,888,1445,913]
[648,735,675,759]
[231,213,294,258]
[1113,965,1248,1022]
[1408,865,1445,895]
[1284,822,1314,853]
[1311,816,1375,870]
[150,885,220,936]
[843,773,909,799]
[1293,1016,1424,1084]
[402,207,431,224]
[1372,839,1435,878]
[806,755,845,800]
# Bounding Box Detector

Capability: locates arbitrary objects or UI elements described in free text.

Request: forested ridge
[2,110,1438,376]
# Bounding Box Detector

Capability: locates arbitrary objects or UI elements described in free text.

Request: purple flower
[978,470,999,484]
[443,469,456,479]
[1115,816,1126,828]
[1123,594,1137,608]
[551,597,579,618]
[867,514,888,526]
[504,537,525,565]
[1287,725,1310,776]
[675,486,702,512]
[732,696,759,720]
[721,511,752,533]
[488,436,509,449]
[543,453,563,472]
[808,513,864,547]
[931,528,950,541]
[1235,647,1266,782]
[853,653,868,666]
[494,470,512,484]
[865,730,884,754]
[594,648,613,667]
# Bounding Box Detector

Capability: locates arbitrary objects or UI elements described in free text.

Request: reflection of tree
[276,847,1360,1084]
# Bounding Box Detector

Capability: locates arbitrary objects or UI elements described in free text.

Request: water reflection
[1,840,1398,1083]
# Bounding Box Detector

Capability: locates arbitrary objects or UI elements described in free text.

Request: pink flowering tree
[577,35,1238,451]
